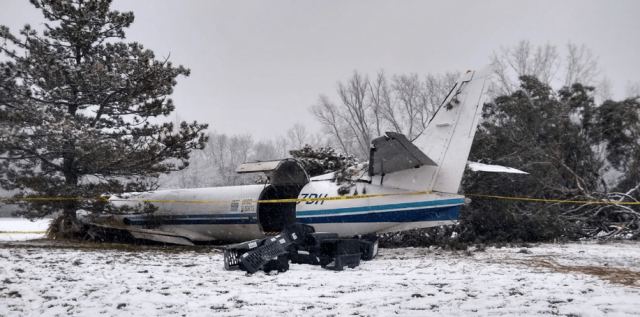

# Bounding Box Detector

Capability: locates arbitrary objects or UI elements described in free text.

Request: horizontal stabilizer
[309,172,335,181]
[467,161,528,174]
[236,158,309,186]
[370,132,437,175]
[236,160,283,173]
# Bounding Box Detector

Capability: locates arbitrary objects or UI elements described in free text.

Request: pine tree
[0,0,207,235]
[289,145,357,178]
[289,144,361,194]
[461,76,640,241]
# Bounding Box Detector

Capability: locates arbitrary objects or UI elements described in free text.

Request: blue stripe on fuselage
[298,205,460,224]
[122,198,463,226]
[296,198,464,217]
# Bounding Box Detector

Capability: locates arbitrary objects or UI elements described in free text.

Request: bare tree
[490,41,600,96]
[391,73,458,141]
[251,140,281,162]
[160,132,255,188]
[424,72,460,111]
[336,71,375,158]
[491,41,560,95]
[595,77,613,102]
[286,123,309,150]
[388,75,420,138]
[273,137,291,159]
[368,71,390,138]
[312,70,457,159]
[160,125,324,188]
[564,43,599,87]
[312,95,352,155]
[214,133,254,185]
[626,81,640,99]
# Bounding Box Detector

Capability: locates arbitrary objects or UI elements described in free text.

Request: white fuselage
[296,181,463,236]
[108,180,463,243]
[91,69,489,244]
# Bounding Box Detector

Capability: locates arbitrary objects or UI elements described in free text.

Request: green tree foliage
[594,99,640,191]
[0,0,207,234]
[289,145,357,178]
[461,76,640,242]
[382,77,640,247]
[289,144,361,194]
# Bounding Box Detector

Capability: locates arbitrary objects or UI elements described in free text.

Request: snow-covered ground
[1,240,639,316]
[0,217,50,241]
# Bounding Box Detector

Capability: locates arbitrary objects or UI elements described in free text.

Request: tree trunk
[55,101,82,237]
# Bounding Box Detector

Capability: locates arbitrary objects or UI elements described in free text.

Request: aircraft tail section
[371,68,489,193]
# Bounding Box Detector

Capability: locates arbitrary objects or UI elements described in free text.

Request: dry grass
[0,239,220,253]
[512,258,640,287]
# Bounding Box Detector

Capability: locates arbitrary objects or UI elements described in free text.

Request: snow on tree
[0,0,207,236]
[463,76,640,240]
[289,144,361,194]
[289,145,357,177]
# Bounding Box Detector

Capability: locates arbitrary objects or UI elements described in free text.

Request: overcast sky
[2,0,639,140]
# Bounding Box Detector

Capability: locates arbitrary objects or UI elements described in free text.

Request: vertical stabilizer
[372,68,489,193]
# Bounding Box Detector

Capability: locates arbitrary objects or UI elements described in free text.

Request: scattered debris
[223,223,378,274]
[518,248,532,254]
[8,290,22,298]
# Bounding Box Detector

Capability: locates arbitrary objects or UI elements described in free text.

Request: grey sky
[2,0,639,140]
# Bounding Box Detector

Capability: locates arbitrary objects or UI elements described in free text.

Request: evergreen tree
[0,0,207,235]
[461,76,640,241]
[593,98,640,192]
[289,145,357,177]
[289,144,361,194]
[382,77,640,246]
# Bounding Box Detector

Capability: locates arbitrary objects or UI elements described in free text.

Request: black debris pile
[223,223,378,274]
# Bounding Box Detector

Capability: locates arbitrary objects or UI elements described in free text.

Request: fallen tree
[376,77,640,247]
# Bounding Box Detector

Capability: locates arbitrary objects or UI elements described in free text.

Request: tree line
[1,0,639,243]
[158,124,326,189]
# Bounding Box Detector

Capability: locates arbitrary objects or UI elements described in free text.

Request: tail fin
[371,68,489,193]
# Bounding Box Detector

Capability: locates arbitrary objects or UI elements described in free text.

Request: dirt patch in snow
[0,238,218,253]
[523,258,640,287]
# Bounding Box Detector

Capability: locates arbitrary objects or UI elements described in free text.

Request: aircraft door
[245,159,309,235]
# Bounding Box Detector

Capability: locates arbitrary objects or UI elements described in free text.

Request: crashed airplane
[81,68,526,246]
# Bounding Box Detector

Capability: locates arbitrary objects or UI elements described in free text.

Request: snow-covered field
[1,239,639,317]
[0,217,50,241]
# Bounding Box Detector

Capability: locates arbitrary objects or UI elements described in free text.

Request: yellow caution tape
[466,194,640,205]
[1,192,638,205]
[0,191,434,205]
[110,191,434,204]
[0,197,93,202]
